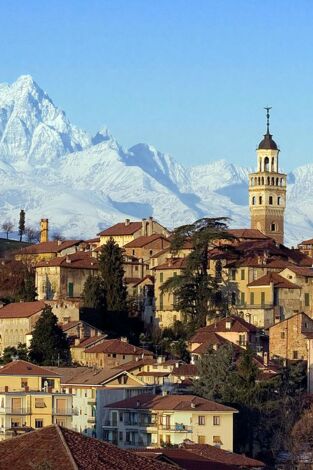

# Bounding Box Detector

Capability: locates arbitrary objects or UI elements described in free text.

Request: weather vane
[264,106,272,134]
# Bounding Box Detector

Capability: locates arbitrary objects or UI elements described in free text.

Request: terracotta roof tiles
[98,222,143,236]
[0,360,60,377]
[248,272,300,289]
[18,240,81,255]
[85,338,153,356]
[0,301,46,318]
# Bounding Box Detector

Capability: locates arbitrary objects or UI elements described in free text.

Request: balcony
[159,424,192,432]
[103,420,118,427]
[87,416,96,423]
[236,303,274,310]
[0,407,30,415]
[52,408,73,416]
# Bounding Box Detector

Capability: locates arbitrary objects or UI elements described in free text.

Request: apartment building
[103,393,237,451]
[0,360,73,439]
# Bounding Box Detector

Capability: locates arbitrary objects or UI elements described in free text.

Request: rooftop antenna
[264,106,272,134]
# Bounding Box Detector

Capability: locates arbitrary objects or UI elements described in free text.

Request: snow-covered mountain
[0,75,312,246]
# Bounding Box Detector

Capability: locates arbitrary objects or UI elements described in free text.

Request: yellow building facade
[0,360,73,439]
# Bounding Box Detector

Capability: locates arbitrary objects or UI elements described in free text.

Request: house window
[35,419,43,428]
[159,294,163,310]
[160,273,164,283]
[240,270,245,281]
[231,292,236,305]
[198,416,205,425]
[21,379,28,388]
[305,293,310,307]
[213,416,220,426]
[261,292,265,306]
[198,435,206,444]
[250,292,254,305]
[281,332,285,339]
[293,351,298,360]
[67,282,74,297]
[271,223,276,232]
[277,196,281,205]
[240,292,245,305]
[230,270,236,281]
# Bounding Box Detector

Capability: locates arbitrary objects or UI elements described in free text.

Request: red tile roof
[181,442,265,468]
[134,448,238,470]
[190,317,258,345]
[282,266,313,277]
[228,229,270,240]
[299,238,313,245]
[154,257,187,270]
[85,338,153,356]
[248,272,300,289]
[72,335,107,349]
[171,364,199,377]
[98,221,143,236]
[0,360,59,377]
[0,425,173,470]
[124,234,169,248]
[112,358,156,371]
[18,240,81,255]
[0,301,46,318]
[36,251,98,270]
[106,393,237,412]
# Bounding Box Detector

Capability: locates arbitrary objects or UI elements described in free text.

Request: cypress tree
[29,306,71,365]
[98,238,127,312]
[18,209,25,242]
[82,274,106,310]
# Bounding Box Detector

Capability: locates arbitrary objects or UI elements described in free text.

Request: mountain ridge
[0,75,312,246]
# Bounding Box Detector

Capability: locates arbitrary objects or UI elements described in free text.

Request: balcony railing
[103,420,118,427]
[0,407,30,415]
[52,408,73,416]
[236,303,274,309]
[124,420,156,427]
[87,416,96,423]
[159,424,192,432]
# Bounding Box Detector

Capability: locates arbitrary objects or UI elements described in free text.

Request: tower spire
[264,106,271,134]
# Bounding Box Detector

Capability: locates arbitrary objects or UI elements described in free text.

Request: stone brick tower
[40,218,49,243]
[249,108,287,244]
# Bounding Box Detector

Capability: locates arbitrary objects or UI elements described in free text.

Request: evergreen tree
[161,217,233,330]
[82,274,107,310]
[18,268,37,301]
[98,238,127,312]
[29,307,71,365]
[18,209,25,242]
[2,343,28,363]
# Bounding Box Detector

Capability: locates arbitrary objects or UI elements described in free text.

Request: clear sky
[1,0,313,170]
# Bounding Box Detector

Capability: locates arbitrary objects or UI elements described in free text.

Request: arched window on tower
[269,196,273,205]
[261,177,264,185]
[252,196,256,205]
[259,196,263,204]
[250,178,254,187]
[277,196,281,205]
[276,177,279,186]
[267,176,270,185]
[271,177,275,185]
[271,222,277,232]
[264,157,270,171]
[272,157,275,170]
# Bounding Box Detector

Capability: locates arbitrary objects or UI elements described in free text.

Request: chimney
[74,338,81,346]
[141,218,147,236]
[148,216,154,236]
[125,219,130,226]
[263,352,269,367]
[121,337,128,343]
[57,239,62,246]
[40,218,49,243]
[65,255,71,264]
[190,402,196,409]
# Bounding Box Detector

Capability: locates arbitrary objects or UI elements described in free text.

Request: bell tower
[249,108,287,244]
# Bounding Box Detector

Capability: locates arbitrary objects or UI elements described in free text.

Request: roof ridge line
[55,425,79,470]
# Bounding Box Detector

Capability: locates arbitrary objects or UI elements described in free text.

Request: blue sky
[1,0,313,170]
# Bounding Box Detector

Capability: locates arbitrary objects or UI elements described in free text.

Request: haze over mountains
[0,75,312,246]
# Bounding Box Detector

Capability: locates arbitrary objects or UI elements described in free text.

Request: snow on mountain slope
[0,75,90,171]
[0,75,313,245]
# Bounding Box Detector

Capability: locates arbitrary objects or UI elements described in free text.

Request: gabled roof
[154,257,187,270]
[0,425,173,470]
[281,266,313,277]
[190,332,232,352]
[124,234,169,248]
[181,442,265,468]
[0,360,59,377]
[228,229,270,240]
[269,311,313,329]
[248,272,300,289]
[72,335,107,349]
[36,251,98,270]
[85,338,153,356]
[48,366,144,386]
[0,301,46,318]
[18,240,81,255]
[106,393,237,412]
[190,316,258,344]
[171,364,199,377]
[112,358,156,371]
[98,222,143,236]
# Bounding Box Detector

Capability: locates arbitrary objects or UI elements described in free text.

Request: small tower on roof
[248,108,287,244]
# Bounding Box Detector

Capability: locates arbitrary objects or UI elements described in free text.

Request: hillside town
[0,115,312,469]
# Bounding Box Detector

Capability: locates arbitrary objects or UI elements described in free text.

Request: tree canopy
[29,306,71,365]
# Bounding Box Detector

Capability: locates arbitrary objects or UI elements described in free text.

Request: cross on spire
[264,106,272,134]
